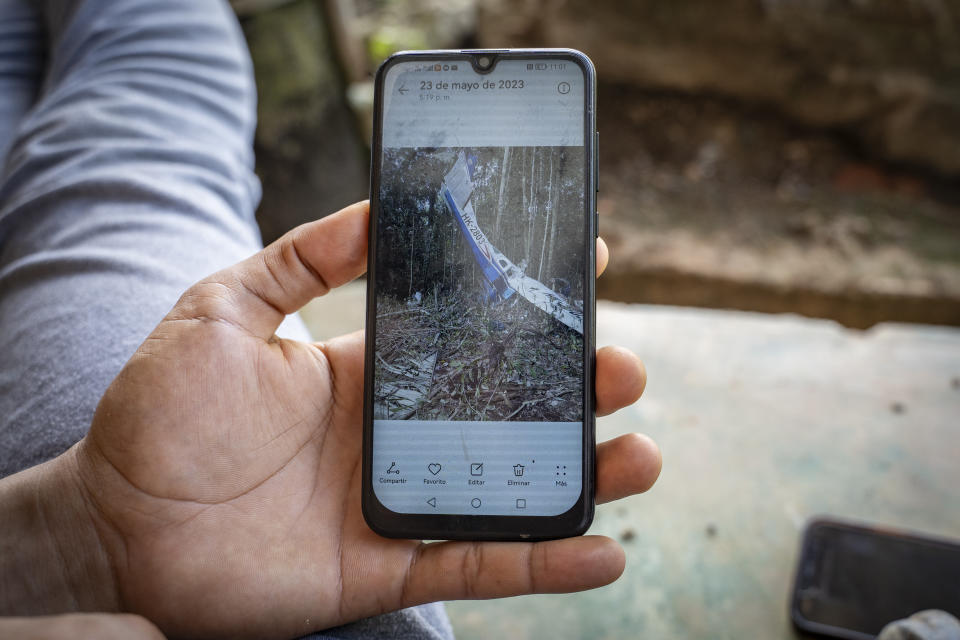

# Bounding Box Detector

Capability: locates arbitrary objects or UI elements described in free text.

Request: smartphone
[791,518,960,639]
[361,49,597,540]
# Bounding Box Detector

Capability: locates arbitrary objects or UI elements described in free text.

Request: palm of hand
[73,203,658,639]
[83,313,409,638]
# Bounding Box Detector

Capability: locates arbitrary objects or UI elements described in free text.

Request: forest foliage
[373,146,587,422]
[375,146,586,301]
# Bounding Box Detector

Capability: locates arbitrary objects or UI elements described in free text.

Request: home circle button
[470,497,482,509]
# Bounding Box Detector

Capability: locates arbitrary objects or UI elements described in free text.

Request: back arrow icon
[398,84,408,94]
[426,497,437,508]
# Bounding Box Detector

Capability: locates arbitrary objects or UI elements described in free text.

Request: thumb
[170,201,369,340]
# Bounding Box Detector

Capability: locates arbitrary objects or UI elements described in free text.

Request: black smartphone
[361,49,597,540]
[791,518,960,639]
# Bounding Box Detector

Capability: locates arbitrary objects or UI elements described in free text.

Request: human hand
[50,201,659,638]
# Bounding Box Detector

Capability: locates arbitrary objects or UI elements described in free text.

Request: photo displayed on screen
[374,145,585,422]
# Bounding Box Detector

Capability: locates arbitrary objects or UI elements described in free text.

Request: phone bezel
[361,49,598,541]
[790,517,960,639]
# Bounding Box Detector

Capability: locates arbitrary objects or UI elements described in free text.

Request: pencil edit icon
[513,464,525,477]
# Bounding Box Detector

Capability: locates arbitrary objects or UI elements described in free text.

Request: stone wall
[477,0,960,177]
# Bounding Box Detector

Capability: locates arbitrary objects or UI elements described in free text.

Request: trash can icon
[513,464,525,477]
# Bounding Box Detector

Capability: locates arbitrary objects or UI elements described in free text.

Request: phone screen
[793,520,960,638]
[368,53,592,520]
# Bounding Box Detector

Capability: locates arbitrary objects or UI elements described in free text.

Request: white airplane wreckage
[440,151,584,335]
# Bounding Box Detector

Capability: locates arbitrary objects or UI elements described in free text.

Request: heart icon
[428,463,442,475]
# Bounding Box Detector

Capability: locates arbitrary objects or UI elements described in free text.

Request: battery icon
[451,64,458,70]
[535,63,547,70]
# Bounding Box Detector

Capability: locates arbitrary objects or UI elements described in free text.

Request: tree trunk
[408,209,415,298]
[524,151,537,266]
[494,147,510,238]
[519,147,528,262]
[537,149,555,281]
[545,148,560,281]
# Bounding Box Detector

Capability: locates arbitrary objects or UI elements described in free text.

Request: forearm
[0,446,118,615]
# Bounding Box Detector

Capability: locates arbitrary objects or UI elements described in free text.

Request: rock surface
[477,0,960,177]
[596,85,960,328]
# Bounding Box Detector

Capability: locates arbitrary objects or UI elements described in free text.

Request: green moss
[367,25,430,67]
[241,0,341,141]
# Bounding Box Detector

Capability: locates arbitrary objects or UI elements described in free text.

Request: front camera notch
[471,53,497,74]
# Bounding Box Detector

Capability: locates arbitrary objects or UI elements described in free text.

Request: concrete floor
[300,282,960,639]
